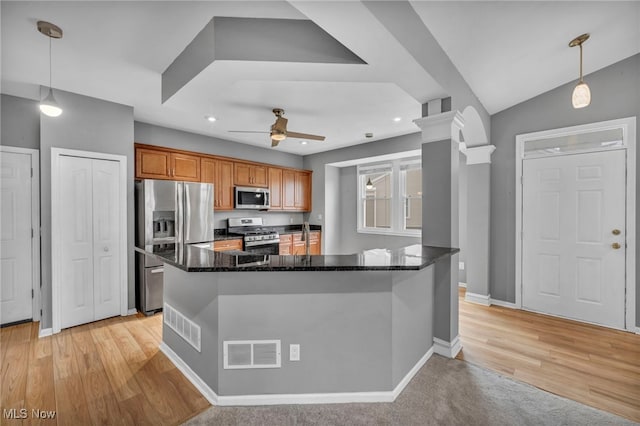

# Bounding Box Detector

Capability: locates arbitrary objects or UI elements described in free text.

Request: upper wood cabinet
[282,170,312,211]
[268,168,283,210]
[201,158,234,210]
[135,146,199,181]
[234,163,268,188]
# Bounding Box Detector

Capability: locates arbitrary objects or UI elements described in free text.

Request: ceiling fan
[229,108,326,147]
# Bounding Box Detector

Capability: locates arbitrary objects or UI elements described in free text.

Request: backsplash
[214,211,304,229]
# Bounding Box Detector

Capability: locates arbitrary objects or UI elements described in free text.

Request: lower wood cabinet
[278,234,292,255]
[282,232,320,255]
[213,239,243,252]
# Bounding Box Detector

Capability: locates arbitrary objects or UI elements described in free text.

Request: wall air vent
[163,303,201,352]
[223,340,281,369]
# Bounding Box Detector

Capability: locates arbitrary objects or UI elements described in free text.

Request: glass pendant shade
[572,82,591,109]
[40,89,63,117]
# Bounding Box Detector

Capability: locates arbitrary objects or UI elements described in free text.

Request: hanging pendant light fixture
[569,33,591,109]
[365,178,374,190]
[37,21,63,117]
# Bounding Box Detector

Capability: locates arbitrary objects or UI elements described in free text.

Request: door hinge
[32,289,34,299]
[31,168,34,178]
[31,228,34,238]
[40,309,42,316]
[520,176,523,185]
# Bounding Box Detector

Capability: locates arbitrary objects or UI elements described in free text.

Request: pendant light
[366,178,374,190]
[37,21,63,117]
[569,33,591,109]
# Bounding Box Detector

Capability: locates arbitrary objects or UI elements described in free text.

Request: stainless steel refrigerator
[135,180,214,315]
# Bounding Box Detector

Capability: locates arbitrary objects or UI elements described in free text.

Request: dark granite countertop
[213,224,322,241]
[141,243,458,272]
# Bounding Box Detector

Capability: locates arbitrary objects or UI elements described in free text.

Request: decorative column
[414,111,464,358]
[461,145,496,306]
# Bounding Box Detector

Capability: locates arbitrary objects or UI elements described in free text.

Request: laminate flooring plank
[1,341,30,411]
[24,355,57,426]
[134,361,192,424]
[160,368,210,413]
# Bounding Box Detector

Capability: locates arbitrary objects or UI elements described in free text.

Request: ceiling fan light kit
[569,33,591,109]
[37,20,64,117]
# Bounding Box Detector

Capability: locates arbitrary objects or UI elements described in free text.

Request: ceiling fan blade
[271,139,280,147]
[286,131,326,141]
[228,130,270,134]
[273,117,288,132]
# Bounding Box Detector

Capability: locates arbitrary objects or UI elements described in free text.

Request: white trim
[160,342,219,405]
[433,336,462,359]
[0,146,41,323]
[51,148,128,334]
[458,282,467,288]
[461,144,496,165]
[490,299,519,309]
[127,308,137,316]
[413,111,465,144]
[464,292,491,306]
[161,342,433,406]
[515,117,636,332]
[38,328,53,338]
[636,327,640,335]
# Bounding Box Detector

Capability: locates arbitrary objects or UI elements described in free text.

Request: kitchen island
[148,244,459,406]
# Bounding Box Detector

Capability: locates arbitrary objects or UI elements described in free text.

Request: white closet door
[92,159,121,321]
[522,149,626,329]
[60,155,95,329]
[0,152,33,324]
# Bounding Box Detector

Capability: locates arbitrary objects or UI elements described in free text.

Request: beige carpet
[184,355,633,425]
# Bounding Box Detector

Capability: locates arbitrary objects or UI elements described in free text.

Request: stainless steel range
[228,217,280,255]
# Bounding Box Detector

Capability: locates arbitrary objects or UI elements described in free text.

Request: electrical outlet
[289,344,300,361]
[317,213,323,220]
[459,262,465,270]
[289,217,294,224]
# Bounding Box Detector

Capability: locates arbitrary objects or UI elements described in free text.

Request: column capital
[461,144,496,165]
[413,110,465,144]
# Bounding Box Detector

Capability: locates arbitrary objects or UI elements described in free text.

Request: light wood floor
[457,287,640,422]
[0,314,209,425]
[2,294,639,424]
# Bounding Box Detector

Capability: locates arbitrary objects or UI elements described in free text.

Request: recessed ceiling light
[300,141,308,145]
[393,117,402,122]
[205,115,217,122]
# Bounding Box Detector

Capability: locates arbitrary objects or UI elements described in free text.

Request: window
[358,158,421,236]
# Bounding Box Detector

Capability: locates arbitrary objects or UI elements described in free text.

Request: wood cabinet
[284,231,321,255]
[201,158,234,210]
[135,147,200,181]
[213,239,243,252]
[278,234,292,255]
[234,163,268,188]
[282,170,312,211]
[268,168,283,210]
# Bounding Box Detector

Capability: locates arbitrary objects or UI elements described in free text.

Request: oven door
[244,241,279,255]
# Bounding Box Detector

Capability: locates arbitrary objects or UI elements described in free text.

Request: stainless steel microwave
[235,186,270,209]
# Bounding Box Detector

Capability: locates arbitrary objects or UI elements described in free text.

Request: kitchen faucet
[301,221,311,257]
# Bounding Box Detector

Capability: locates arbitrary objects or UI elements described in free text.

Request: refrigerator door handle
[150,267,164,274]
[176,182,184,246]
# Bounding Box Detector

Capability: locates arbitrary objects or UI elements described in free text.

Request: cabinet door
[279,242,292,255]
[292,241,306,255]
[252,165,268,187]
[282,169,296,209]
[216,160,235,210]
[295,171,311,211]
[268,168,283,210]
[310,232,321,255]
[136,148,170,179]
[170,152,200,181]
[234,163,252,186]
[213,239,243,252]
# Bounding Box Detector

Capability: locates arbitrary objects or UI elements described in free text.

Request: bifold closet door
[59,155,120,329]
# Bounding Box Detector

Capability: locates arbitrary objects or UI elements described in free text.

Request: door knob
[103,246,109,252]
[612,229,621,235]
[612,243,621,250]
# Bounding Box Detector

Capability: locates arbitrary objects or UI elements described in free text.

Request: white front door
[59,155,121,329]
[0,152,33,324]
[522,150,626,329]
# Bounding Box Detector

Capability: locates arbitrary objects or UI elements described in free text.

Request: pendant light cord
[49,34,52,90]
[579,43,583,83]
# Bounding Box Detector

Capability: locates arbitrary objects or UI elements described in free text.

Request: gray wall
[1,94,40,149]
[134,122,305,228]
[458,153,467,283]
[40,89,135,328]
[490,53,640,326]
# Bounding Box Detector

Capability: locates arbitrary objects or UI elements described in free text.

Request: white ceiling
[2,1,639,155]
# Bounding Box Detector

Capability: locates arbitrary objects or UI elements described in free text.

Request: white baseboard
[458,282,467,288]
[38,327,53,338]
[161,342,433,406]
[433,336,462,359]
[635,327,640,335]
[464,291,490,306]
[127,308,137,316]
[490,299,519,309]
[160,342,219,405]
